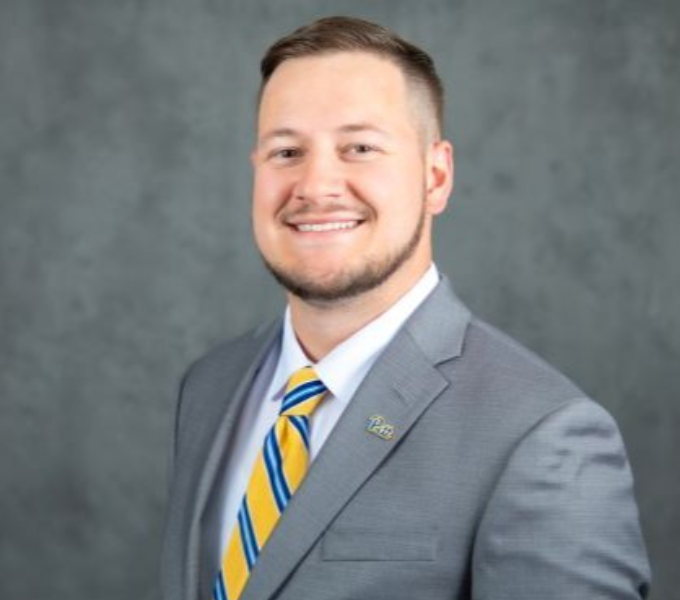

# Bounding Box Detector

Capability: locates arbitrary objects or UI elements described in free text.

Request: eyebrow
[258,128,298,145]
[337,122,390,136]
[258,122,391,146]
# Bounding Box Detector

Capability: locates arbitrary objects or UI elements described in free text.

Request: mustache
[279,202,371,220]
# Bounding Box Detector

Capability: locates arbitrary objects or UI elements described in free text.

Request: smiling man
[252,48,451,359]
[162,17,650,600]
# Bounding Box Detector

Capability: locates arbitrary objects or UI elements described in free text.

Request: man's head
[252,17,453,306]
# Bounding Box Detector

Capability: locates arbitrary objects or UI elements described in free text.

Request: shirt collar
[270,264,439,403]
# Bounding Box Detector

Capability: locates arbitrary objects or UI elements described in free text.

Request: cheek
[253,169,292,213]
[355,162,424,212]
[252,173,279,239]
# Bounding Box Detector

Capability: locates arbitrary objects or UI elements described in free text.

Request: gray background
[1,0,677,598]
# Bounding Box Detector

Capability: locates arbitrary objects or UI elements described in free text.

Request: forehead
[258,52,415,136]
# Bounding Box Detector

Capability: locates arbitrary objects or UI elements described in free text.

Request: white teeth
[296,221,358,232]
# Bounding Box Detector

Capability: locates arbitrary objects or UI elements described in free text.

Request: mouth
[293,220,361,233]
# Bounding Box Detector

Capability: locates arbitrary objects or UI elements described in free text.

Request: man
[162,16,651,600]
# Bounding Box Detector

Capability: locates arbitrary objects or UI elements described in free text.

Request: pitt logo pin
[366,415,395,440]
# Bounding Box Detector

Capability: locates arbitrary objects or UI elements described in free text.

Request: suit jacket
[162,277,651,600]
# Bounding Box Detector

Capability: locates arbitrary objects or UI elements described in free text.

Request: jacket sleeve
[472,398,651,599]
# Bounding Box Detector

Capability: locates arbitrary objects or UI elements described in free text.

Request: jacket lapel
[241,278,470,600]
[183,322,283,599]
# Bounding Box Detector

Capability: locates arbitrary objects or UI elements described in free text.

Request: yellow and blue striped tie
[213,366,327,600]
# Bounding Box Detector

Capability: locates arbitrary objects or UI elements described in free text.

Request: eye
[268,147,303,162]
[342,143,382,160]
[347,144,375,155]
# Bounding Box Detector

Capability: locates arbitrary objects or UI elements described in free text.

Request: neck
[288,262,432,362]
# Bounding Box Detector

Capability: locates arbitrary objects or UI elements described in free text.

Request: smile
[294,221,360,232]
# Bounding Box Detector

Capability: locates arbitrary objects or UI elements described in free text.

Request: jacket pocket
[321,529,437,562]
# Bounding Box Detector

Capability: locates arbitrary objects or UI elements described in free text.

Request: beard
[261,206,426,305]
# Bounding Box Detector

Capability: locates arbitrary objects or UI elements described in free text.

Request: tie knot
[280,366,327,417]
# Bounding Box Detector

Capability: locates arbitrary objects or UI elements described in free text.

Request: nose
[293,150,344,203]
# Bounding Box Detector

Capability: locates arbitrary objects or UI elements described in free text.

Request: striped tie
[213,366,327,600]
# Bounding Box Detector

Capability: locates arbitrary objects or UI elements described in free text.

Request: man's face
[252,51,450,303]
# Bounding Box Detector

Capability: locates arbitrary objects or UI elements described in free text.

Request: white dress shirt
[216,264,440,555]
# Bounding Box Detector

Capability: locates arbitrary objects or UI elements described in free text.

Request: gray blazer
[162,278,651,600]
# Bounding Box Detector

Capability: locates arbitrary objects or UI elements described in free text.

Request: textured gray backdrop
[1,1,678,599]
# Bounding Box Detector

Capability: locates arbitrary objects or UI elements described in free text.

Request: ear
[425,140,454,215]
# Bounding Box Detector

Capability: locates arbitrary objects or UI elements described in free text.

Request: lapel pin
[366,415,395,441]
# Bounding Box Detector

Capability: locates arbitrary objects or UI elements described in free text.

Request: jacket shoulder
[446,313,593,426]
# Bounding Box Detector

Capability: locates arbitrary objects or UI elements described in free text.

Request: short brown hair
[259,16,445,139]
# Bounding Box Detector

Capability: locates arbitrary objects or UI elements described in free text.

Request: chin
[262,256,409,304]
